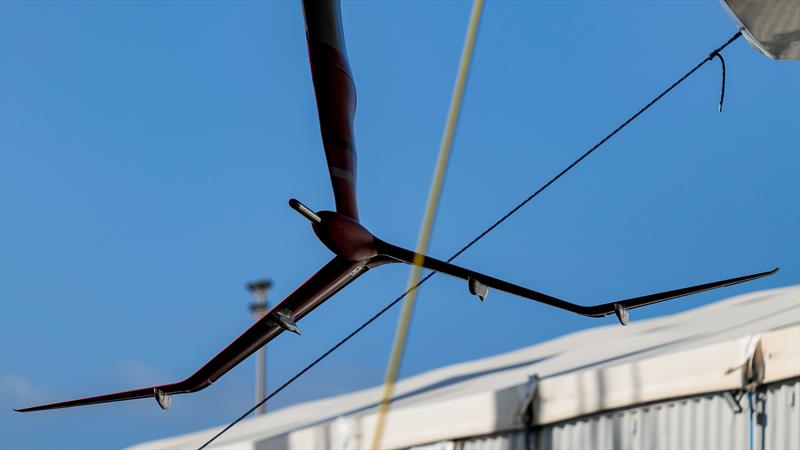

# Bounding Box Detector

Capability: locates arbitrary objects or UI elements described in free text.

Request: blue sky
[1,1,798,449]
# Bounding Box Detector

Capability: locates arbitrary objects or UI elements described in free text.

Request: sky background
[1,1,798,449]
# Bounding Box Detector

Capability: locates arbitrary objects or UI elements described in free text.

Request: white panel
[722,0,800,60]
[762,327,800,383]
[456,378,799,450]
[763,380,800,450]
[458,433,524,450]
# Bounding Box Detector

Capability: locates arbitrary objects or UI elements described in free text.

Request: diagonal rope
[370,1,484,448]
[198,30,742,450]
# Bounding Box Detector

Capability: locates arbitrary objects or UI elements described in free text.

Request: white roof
[131,285,800,450]
[722,0,800,60]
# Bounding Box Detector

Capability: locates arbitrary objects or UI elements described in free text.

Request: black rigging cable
[199,31,742,450]
[712,50,728,112]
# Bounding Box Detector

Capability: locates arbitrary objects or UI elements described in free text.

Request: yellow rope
[369,1,485,448]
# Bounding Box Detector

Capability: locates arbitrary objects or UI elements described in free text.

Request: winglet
[614,303,630,326]
[154,388,171,410]
[468,277,489,301]
[272,309,302,335]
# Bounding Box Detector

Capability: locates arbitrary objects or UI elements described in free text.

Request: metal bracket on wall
[518,374,540,425]
[723,389,745,414]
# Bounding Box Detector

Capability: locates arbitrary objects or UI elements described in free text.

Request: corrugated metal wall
[448,378,799,450]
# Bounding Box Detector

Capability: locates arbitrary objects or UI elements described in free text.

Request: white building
[131,285,799,450]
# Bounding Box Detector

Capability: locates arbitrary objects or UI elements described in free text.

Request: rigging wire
[370,1,484,448]
[198,30,742,450]
[712,50,728,112]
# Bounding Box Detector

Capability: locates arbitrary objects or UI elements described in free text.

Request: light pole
[247,279,272,415]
